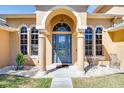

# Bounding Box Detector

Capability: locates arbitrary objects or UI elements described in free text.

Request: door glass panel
[58,36,66,48]
[52,34,71,63]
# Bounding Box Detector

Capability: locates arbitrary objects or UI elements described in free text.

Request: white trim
[19,26,28,55]
[52,32,72,34]
[95,25,105,31]
[17,24,29,31]
[36,26,46,31]
[27,27,31,57]
[95,27,103,56]
[88,13,124,19]
[31,26,39,56]
[0,25,17,32]
[106,22,124,32]
[1,14,36,18]
[78,26,87,32]
[31,55,38,59]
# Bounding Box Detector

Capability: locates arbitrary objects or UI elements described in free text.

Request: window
[96,27,103,55]
[20,26,27,55]
[53,23,71,32]
[85,27,93,56]
[31,27,38,55]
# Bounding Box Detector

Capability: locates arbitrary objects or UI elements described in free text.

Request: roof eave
[88,13,124,19]
[0,25,17,32]
[107,22,124,32]
[1,14,36,18]
[92,5,104,13]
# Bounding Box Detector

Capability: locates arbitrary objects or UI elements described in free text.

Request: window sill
[30,56,38,59]
[85,55,105,60]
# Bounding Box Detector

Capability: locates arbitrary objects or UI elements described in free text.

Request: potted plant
[16,52,26,70]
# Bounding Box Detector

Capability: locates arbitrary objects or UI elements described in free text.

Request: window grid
[96,27,103,56]
[31,27,38,55]
[20,27,27,55]
[53,23,71,32]
[85,27,93,56]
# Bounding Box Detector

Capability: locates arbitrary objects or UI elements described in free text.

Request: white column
[38,30,47,74]
[77,30,85,71]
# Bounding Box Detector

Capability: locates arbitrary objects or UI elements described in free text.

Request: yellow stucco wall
[102,31,116,60]
[112,30,124,42]
[10,31,20,65]
[87,18,112,28]
[10,31,40,66]
[0,29,10,67]
[8,18,39,66]
[110,30,124,68]
[1,6,124,69]
[101,29,124,68]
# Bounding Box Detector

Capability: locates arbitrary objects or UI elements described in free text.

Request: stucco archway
[43,7,79,65]
[42,6,81,31]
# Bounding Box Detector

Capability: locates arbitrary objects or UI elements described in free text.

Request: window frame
[95,27,103,56]
[20,26,28,55]
[85,27,93,56]
[53,23,71,32]
[31,27,39,56]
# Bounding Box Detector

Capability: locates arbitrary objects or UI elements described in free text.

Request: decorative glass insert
[96,27,103,55]
[53,23,71,32]
[85,27,93,56]
[20,26,27,55]
[31,27,38,55]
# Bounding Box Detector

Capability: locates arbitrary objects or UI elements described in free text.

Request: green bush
[15,52,26,70]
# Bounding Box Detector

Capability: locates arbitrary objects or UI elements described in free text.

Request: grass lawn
[0,74,52,88]
[72,73,124,88]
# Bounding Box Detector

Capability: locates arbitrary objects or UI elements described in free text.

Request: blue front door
[52,34,72,64]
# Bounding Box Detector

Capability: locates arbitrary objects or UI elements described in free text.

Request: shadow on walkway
[47,64,69,74]
[84,64,97,74]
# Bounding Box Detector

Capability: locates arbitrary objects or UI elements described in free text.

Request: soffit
[88,13,124,19]
[35,5,89,12]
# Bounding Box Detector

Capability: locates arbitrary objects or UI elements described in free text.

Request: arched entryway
[52,23,72,64]
[37,6,86,74]
[45,9,77,65]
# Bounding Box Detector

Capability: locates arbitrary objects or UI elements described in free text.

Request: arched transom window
[96,27,103,55]
[53,23,71,32]
[85,27,93,56]
[31,27,38,55]
[20,26,28,55]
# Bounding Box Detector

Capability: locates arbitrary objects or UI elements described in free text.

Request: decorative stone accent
[109,54,121,69]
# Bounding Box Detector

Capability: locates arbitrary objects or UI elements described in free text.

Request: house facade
[1,5,124,73]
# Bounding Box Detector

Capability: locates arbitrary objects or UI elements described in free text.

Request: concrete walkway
[0,64,124,88]
[1,64,123,78]
[51,78,73,88]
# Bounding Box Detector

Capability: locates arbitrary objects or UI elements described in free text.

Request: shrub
[15,52,26,70]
